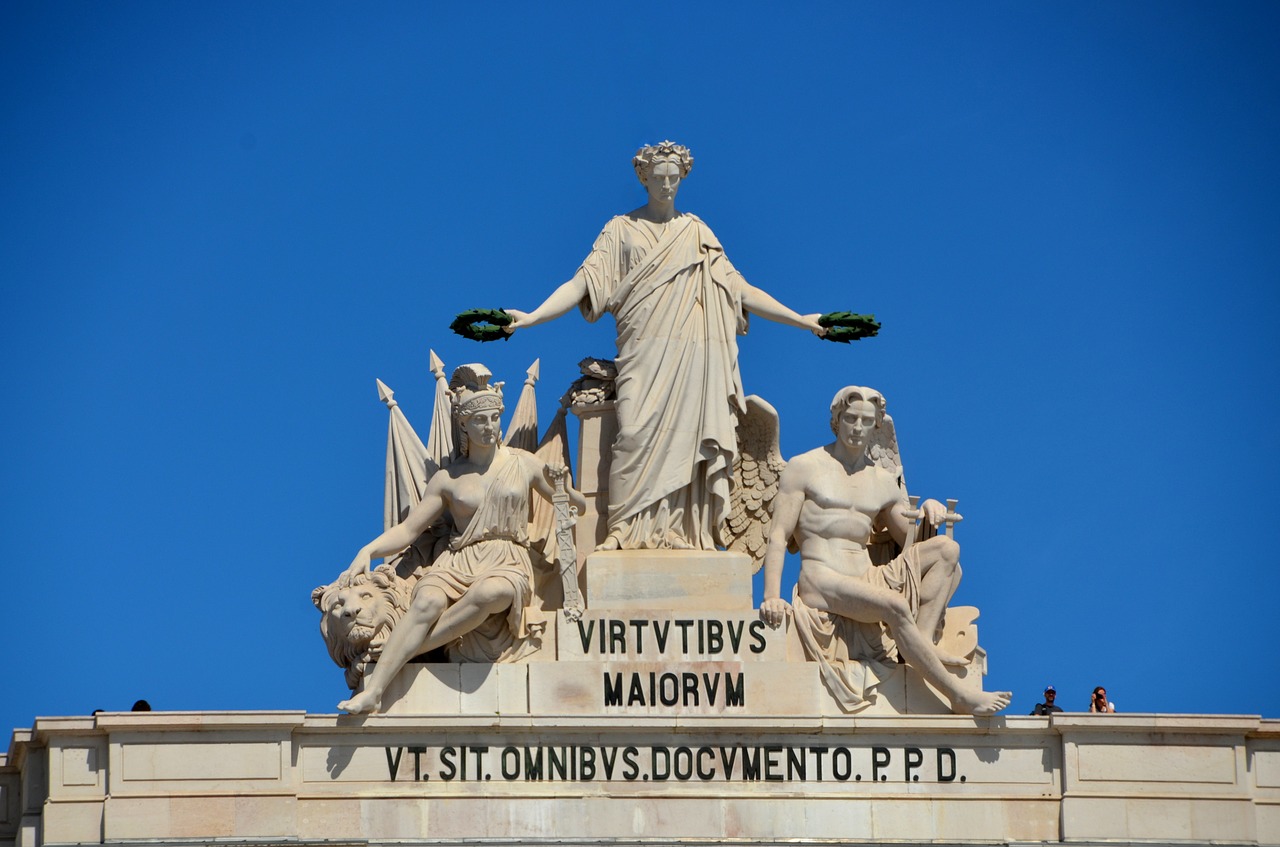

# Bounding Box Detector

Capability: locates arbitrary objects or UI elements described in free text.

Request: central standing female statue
[505,142,824,551]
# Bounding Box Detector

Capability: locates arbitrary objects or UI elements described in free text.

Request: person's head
[1093,686,1107,701]
[1044,686,1056,701]
[450,364,505,456]
[829,385,886,452]
[633,141,693,203]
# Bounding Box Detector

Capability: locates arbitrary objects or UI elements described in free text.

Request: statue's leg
[338,586,449,714]
[915,536,965,663]
[417,576,518,652]
[814,572,1009,716]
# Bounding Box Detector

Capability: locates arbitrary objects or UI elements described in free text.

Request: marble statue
[503,141,825,551]
[759,386,1012,716]
[332,364,586,714]
[312,565,412,692]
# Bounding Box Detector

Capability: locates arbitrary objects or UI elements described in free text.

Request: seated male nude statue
[760,386,1011,715]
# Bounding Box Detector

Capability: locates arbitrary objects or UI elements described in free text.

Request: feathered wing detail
[865,410,913,565]
[866,411,904,482]
[725,395,786,574]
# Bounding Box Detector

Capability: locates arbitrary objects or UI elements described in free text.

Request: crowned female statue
[332,365,586,714]
[504,142,825,551]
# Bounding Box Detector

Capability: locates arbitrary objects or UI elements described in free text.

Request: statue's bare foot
[596,535,620,551]
[950,689,1011,716]
[337,690,381,715]
[664,532,694,550]
[933,645,971,667]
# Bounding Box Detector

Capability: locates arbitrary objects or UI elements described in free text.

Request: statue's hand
[801,313,827,337]
[921,498,947,528]
[760,596,792,629]
[502,308,530,333]
[544,462,569,485]
[340,549,372,586]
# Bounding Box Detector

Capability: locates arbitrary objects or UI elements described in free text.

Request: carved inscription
[382,744,965,784]
[603,671,744,708]
[574,618,770,658]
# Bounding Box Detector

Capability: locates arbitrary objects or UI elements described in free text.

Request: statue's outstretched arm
[740,282,824,335]
[504,276,588,332]
[342,486,447,583]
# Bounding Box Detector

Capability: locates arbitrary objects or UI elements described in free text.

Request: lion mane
[312,566,412,691]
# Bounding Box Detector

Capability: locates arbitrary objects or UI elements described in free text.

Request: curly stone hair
[828,385,886,435]
[632,140,694,184]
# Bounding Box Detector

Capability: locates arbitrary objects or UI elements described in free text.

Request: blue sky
[2,2,1278,736]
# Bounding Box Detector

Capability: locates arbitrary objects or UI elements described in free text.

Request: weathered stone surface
[5,711,1277,845]
[585,550,753,611]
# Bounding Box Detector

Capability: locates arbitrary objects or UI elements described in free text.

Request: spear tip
[376,378,397,408]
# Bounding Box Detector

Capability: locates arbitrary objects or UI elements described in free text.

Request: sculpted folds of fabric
[790,546,923,712]
[575,213,748,549]
[416,449,544,662]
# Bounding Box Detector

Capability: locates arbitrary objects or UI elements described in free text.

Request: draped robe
[576,213,748,549]
[415,448,544,662]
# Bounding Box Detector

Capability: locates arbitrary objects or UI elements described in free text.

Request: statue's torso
[442,449,530,539]
[794,454,900,583]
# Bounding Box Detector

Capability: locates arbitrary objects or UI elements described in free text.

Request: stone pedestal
[585,550,752,612]
[374,550,980,718]
[568,402,616,563]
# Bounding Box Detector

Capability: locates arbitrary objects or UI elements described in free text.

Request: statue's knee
[930,535,960,565]
[884,596,912,626]
[472,578,515,609]
[411,590,446,617]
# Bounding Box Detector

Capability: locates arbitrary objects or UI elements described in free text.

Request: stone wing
[725,395,786,574]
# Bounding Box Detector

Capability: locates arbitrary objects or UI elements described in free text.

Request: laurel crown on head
[633,140,694,184]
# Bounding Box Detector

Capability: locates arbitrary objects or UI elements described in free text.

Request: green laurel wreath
[451,308,513,343]
[818,312,881,343]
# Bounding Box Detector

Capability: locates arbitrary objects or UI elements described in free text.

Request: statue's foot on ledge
[951,689,1012,716]
[338,690,382,715]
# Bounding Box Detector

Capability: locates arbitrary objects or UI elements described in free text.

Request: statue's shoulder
[682,213,723,248]
[502,444,536,463]
[682,212,713,233]
[506,446,544,475]
[784,445,834,478]
[597,214,639,240]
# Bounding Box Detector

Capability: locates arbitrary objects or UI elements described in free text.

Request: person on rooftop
[1030,685,1062,715]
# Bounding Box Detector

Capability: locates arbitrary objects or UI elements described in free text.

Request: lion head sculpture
[311,566,412,691]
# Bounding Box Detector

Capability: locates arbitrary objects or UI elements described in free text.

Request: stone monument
[4,143,1275,847]
[311,141,1007,719]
